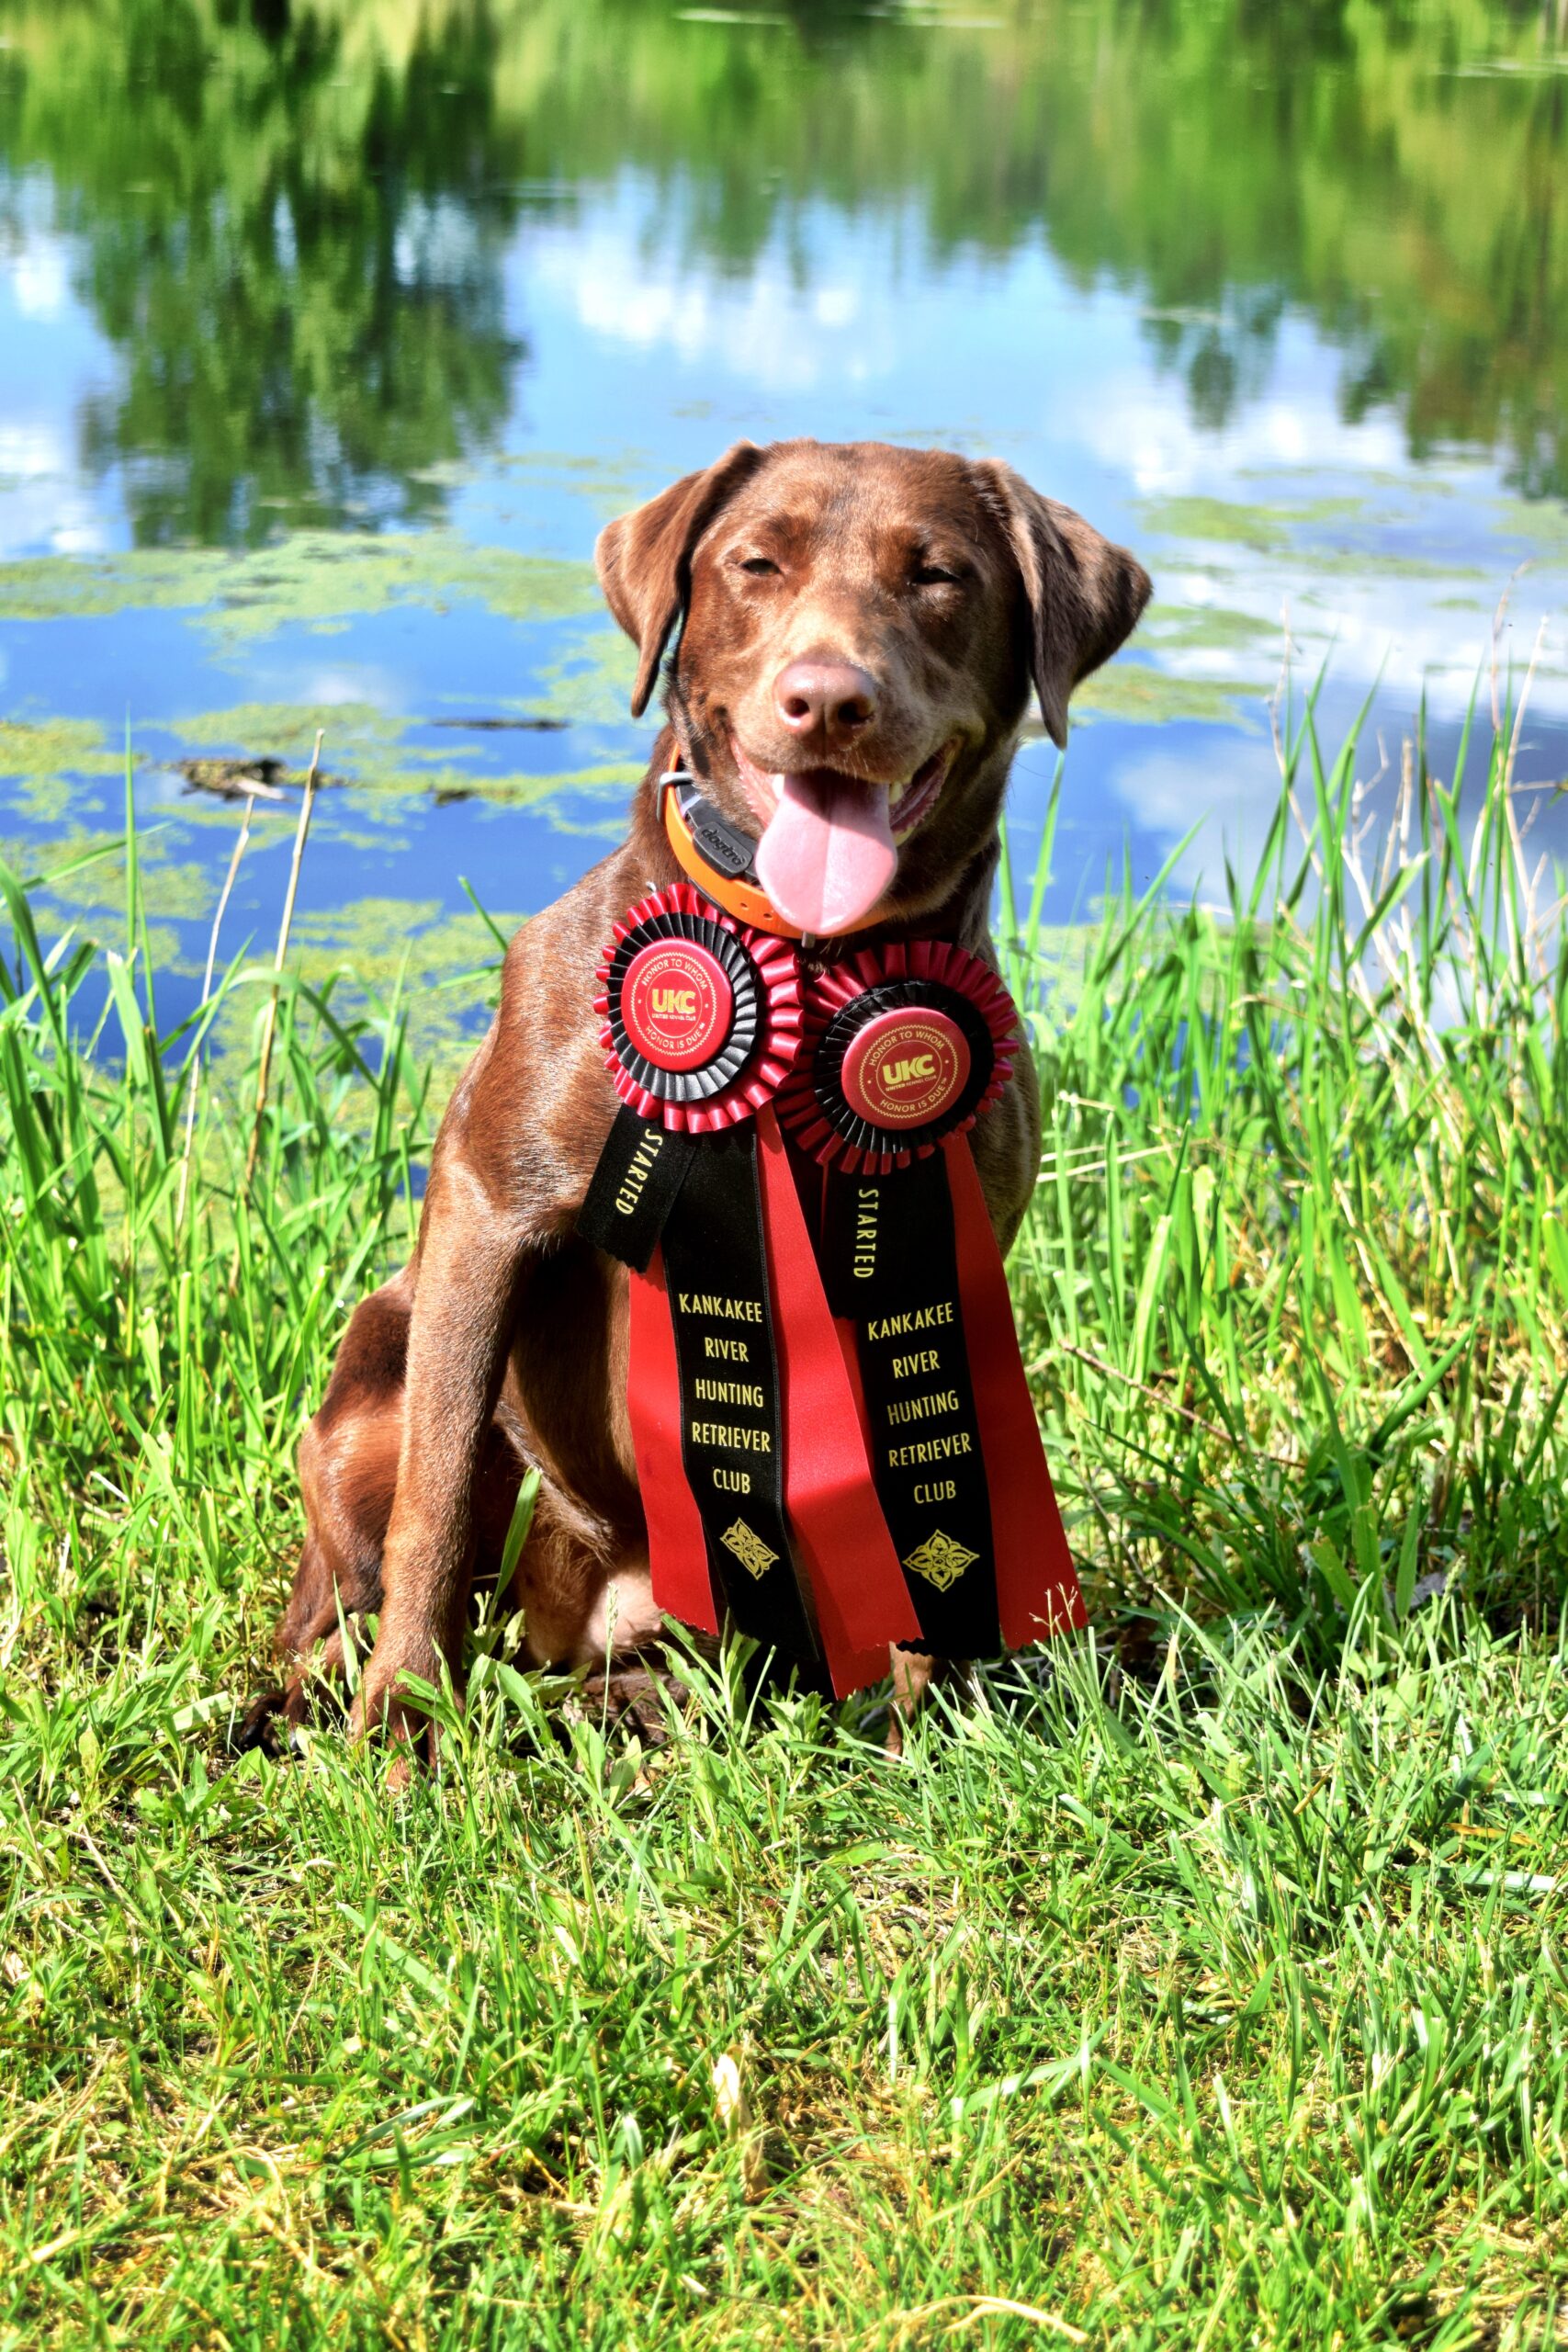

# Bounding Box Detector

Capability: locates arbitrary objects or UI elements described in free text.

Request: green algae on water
[1066,664,1264,728]
[0,718,124,777]
[215,896,532,1088]
[1141,603,1282,658]
[538,623,645,731]
[0,533,599,643]
[1136,492,1443,557]
[0,719,127,823]
[165,701,641,810]
[6,824,218,926]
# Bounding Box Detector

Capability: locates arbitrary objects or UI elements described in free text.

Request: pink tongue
[754,769,897,935]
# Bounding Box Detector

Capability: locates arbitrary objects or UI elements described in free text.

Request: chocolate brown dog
[254,440,1149,1755]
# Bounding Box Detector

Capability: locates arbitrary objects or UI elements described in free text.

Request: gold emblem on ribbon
[721,1519,779,1580]
[902,1530,979,1591]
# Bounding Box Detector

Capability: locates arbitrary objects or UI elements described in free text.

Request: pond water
[1,0,1565,1061]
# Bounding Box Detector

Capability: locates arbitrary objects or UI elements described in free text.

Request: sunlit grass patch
[1000,677,1568,1658]
[2,1619,1564,2346]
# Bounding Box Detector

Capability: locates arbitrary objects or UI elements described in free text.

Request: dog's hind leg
[237,1278,412,1747]
[246,1267,536,1756]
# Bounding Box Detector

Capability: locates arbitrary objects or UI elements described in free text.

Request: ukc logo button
[621,940,735,1072]
[840,1006,971,1128]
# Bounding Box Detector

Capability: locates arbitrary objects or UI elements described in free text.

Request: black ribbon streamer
[578,1114,821,1670]
[658,1126,821,1668]
[578,1105,697,1274]
[819,1156,1002,1657]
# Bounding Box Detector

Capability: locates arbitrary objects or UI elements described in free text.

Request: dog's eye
[738,555,780,577]
[911,560,961,588]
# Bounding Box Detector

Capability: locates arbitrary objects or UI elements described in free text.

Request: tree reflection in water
[0,0,1562,547]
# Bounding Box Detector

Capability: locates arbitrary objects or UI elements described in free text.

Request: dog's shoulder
[493,843,648,1034]
[430,842,660,1224]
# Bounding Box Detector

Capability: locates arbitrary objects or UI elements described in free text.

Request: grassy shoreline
[2,695,1565,2347]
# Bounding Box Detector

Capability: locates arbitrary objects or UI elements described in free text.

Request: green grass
[1,681,1565,2347]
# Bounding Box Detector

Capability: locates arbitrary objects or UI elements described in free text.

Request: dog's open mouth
[730,737,955,935]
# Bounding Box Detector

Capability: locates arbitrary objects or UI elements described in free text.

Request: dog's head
[596,438,1150,935]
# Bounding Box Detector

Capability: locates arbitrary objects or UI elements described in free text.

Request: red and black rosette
[777,938,1017,1174]
[579,885,920,1693]
[595,880,801,1133]
[577,896,1084,1700]
[779,938,1081,1667]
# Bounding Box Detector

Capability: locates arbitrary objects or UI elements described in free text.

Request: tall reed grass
[1002,675,1568,1653]
[2,684,1563,1682]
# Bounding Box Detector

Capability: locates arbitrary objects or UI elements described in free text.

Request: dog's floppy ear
[973,460,1152,750]
[595,441,766,718]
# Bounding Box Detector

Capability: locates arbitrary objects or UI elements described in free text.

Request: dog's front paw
[350,1635,455,1775]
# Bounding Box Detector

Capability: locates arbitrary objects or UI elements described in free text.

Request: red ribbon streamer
[944,1135,1086,1647]
[625,1127,921,1693]
[754,1106,921,1691]
[628,1250,720,1636]
[624,1128,1082,1683]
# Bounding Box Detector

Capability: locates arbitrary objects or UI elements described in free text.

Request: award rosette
[578,884,921,1691]
[778,942,1085,1661]
[595,881,801,1135]
[578,890,1084,1695]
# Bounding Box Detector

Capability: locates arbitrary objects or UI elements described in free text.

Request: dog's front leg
[351,1170,527,1762]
